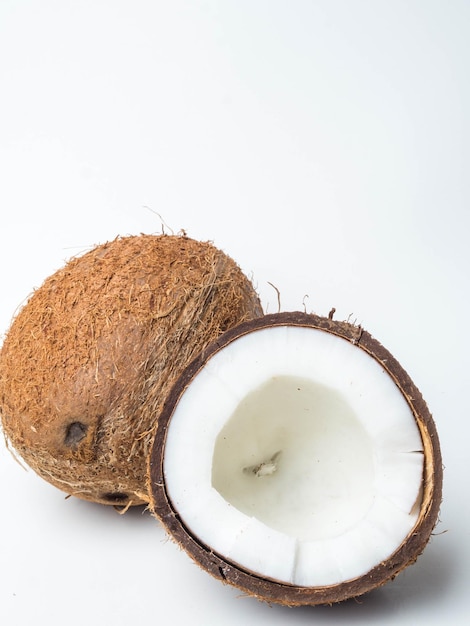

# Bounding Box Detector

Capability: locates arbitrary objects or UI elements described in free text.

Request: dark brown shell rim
[149,311,443,606]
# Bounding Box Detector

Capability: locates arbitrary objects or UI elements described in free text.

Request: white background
[0,1,468,624]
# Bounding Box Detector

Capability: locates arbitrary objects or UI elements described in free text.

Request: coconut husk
[0,234,263,507]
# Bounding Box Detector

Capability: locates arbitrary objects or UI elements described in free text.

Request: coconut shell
[150,311,443,606]
[0,234,263,507]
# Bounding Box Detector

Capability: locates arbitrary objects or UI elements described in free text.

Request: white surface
[165,326,423,586]
[0,1,468,623]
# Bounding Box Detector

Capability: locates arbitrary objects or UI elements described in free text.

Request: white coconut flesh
[163,325,424,587]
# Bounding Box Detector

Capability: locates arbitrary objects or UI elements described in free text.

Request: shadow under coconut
[62,495,163,531]
[266,536,454,621]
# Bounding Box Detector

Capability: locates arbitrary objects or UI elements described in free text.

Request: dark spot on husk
[64,421,88,446]
[102,492,129,503]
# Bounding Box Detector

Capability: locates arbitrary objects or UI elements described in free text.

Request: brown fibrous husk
[150,311,443,606]
[0,234,263,507]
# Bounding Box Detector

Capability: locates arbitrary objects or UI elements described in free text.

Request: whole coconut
[0,234,263,507]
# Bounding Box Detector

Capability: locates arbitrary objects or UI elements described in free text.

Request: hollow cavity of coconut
[0,234,263,507]
[150,312,442,606]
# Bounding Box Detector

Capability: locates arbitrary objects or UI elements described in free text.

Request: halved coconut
[150,312,442,606]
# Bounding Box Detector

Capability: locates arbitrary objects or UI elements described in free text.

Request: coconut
[149,311,442,606]
[0,234,263,507]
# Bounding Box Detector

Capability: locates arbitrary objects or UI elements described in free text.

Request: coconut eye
[64,421,88,447]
